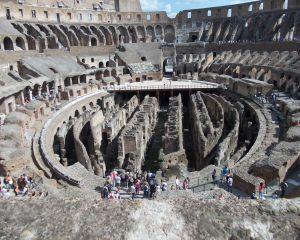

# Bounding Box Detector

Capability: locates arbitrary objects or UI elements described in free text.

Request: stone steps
[67,163,105,190]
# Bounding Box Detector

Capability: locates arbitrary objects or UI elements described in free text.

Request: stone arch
[218,20,231,41]
[96,99,102,108]
[90,25,105,45]
[16,37,26,50]
[99,26,113,45]
[117,26,130,43]
[90,37,97,46]
[155,25,163,40]
[75,110,80,118]
[146,26,155,42]
[59,25,79,47]
[137,26,146,42]
[128,26,138,43]
[104,69,110,77]
[26,36,36,50]
[48,24,69,48]
[111,69,117,77]
[32,84,40,97]
[3,37,14,50]
[96,70,103,80]
[164,25,175,43]
[108,26,118,45]
[80,26,91,35]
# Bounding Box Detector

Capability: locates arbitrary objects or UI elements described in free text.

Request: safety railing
[106,83,219,91]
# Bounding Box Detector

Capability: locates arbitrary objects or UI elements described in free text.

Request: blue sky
[140,0,253,18]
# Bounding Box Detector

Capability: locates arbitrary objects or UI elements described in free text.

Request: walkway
[106,80,220,92]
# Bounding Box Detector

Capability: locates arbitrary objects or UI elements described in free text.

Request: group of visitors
[0,171,43,198]
[101,170,192,200]
[251,181,289,200]
[173,176,190,190]
[211,166,234,193]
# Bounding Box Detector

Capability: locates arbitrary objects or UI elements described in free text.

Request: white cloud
[140,0,159,11]
[165,3,172,13]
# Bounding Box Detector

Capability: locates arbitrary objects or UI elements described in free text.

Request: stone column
[28,89,33,101]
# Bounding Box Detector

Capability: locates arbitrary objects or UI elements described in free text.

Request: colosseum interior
[0,0,300,239]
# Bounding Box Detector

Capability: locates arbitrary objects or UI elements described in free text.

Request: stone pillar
[38,86,42,97]
[16,91,25,105]
[28,89,33,101]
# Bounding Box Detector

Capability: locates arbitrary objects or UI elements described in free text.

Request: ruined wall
[163,94,184,155]
[213,95,240,167]
[189,92,224,170]
[117,0,142,12]
[117,96,158,171]
[162,94,187,173]
[73,114,93,171]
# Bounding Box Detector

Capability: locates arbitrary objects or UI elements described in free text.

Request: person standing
[115,174,121,188]
[130,185,136,200]
[258,182,265,200]
[175,177,180,190]
[143,182,149,198]
[149,177,156,198]
[212,169,217,185]
[227,176,233,193]
[221,166,228,183]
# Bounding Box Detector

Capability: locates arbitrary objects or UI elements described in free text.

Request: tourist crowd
[101,170,191,200]
[0,171,45,198]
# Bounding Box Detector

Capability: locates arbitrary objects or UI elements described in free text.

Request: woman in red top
[258,182,264,200]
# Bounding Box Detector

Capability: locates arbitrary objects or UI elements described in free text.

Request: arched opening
[65,126,78,166]
[106,61,110,67]
[99,62,104,68]
[91,37,97,46]
[4,37,14,50]
[75,110,80,118]
[146,26,155,42]
[164,25,175,43]
[104,69,110,77]
[190,35,198,42]
[16,37,26,50]
[111,69,117,77]
[97,99,102,108]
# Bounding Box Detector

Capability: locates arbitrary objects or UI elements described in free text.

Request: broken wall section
[189,92,224,170]
[161,94,187,175]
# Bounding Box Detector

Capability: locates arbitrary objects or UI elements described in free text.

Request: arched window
[91,37,97,46]
[16,37,26,50]
[3,37,14,50]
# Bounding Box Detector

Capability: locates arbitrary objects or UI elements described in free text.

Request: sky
[140,0,254,18]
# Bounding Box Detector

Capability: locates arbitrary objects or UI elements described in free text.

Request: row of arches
[185,10,300,43]
[2,36,26,51]
[10,22,176,52]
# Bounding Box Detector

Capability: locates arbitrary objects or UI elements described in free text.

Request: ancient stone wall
[189,92,224,170]
[212,95,240,167]
[117,95,158,171]
[163,94,183,155]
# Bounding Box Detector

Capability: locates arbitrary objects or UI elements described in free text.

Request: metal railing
[106,83,219,91]
[189,176,221,193]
